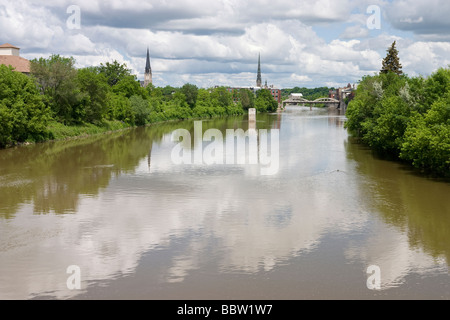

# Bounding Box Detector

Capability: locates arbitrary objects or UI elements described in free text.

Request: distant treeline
[345,68,450,178]
[0,55,279,148]
[281,87,334,101]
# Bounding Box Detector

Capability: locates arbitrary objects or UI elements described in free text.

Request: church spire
[256,53,262,87]
[144,47,152,87]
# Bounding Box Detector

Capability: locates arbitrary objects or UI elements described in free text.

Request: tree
[211,87,233,108]
[161,85,178,101]
[0,65,51,147]
[193,89,213,118]
[400,95,450,177]
[129,95,150,126]
[180,83,198,108]
[381,41,403,76]
[108,93,134,124]
[112,75,143,98]
[97,61,132,87]
[77,67,110,123]
[255,89,278,113]
[30,54,81,124]
[239,88,255,110]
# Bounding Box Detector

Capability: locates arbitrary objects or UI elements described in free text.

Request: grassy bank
[47,120,132,141]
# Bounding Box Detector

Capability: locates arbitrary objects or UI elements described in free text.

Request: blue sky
[1,0,449,88]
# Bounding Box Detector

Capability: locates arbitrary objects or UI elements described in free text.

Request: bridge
[282,96,340,109]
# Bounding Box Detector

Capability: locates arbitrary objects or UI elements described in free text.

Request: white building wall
[0,48,20,56]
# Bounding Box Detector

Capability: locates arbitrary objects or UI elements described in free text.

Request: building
[0,43,30,74]
[330,83,356,104]
[143,47,152,87]
[269,87,282,104]
[290,93,303,99]
[328,89,337,99]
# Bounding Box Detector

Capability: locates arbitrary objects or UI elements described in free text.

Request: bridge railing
[282,97,339,107]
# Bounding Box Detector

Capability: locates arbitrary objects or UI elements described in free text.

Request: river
[0,106,449,300]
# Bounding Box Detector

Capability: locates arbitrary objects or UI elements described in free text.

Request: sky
[1,0,450,89]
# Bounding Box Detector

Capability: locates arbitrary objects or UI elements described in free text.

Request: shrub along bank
[345,68,450,178]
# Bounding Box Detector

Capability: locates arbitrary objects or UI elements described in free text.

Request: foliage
[238,88,255,110]
[47,120,129,140]
[30,54,81,124]
[381,41,403,76]
[129,95,150,126]
[112,75,143,99]
[281,87,333,101]
[76,67,109,123]
[346,67,450,177]
[180,83,198,108]
[3,54,281,149]
[107,93,134,125]
[211,87,233,109]
[400,87,450,177]
[255,89,278,113]
[97,61,132,87]
[0,65,51,147]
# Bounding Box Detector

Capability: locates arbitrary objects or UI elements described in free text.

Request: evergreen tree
[381,41,403,76]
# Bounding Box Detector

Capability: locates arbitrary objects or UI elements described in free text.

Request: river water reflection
[0,107,449,299]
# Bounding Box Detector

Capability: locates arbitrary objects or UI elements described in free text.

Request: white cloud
[1,0,449,88]
[385,0,450,37]
[340,25,370,39]
[401,41,450,76]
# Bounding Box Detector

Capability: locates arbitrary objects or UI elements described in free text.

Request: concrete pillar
[248,108,256,131]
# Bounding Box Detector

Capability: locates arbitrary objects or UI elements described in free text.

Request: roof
[0,55,30,73]
[145,48,151,74]
[0,43,20,49]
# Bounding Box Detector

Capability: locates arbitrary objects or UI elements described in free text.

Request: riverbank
[47,120,132,141]
[345,68,450,179]
[1,57,283,150]
[6,111,248,148]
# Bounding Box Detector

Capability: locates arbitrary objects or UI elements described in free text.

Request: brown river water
[0,106,449,300]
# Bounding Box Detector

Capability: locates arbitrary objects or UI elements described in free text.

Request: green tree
[346,66,450,177]
[193,89,213,118]
[239,88,255,110]
[211,87,232,108]
[255,89,278,113]
[161,85,178,101]
[423,67,450,109]
[77,67,110,123]
[98,61,132,87]
[363,95,411,155]
[400,92,450,177]
[112,75,143,98]
[381,41,403,76]
[30,54,81,124]
[108,93,134,125]
[129,95,150,126]
[180,83,198,109]
[0,65,51,147]
[172,91,188,108]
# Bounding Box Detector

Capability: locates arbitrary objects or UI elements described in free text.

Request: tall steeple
[256,53,262,87]
[144,47,152,87]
